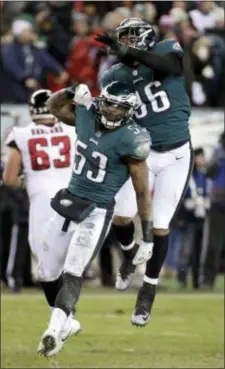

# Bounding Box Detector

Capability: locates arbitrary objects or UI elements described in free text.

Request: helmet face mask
[115,18,156,51]
[97,82,136,130]
[29,89,56,123]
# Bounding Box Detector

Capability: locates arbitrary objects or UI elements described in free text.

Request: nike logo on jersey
[175,156,184,160]
[89,138,98,145]
[134,77,144,84]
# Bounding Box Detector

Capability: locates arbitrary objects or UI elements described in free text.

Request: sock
[113,222,136,259]
[99,227,115,286]
[48,308,67,335]
[55,273,82,317]
[40,276,63,307]
[145,234,169,280]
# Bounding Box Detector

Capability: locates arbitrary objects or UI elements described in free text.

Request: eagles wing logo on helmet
[116,18,156,50]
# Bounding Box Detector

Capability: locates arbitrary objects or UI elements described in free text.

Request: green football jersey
[101,39,191,146]
[68,104,150,205]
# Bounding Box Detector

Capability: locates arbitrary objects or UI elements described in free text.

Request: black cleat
[131,282,156,327]
[115,244,139,291]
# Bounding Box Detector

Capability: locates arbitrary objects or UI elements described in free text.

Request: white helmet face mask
[99,85,137,130]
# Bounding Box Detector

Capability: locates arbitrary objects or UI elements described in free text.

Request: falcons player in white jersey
[3,89,81,349]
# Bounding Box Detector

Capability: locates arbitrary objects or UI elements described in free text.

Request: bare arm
[47,89,75,125]
[128,159,152,242]
[3,148,22,188]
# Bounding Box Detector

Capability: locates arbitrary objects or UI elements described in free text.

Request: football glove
[132,240,153,266]
[73,84,92,107]
[95,33,128,56]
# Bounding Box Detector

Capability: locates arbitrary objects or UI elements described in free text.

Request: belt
[151,139,189,153]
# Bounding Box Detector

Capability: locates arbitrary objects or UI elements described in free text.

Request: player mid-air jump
[97,18,193,326]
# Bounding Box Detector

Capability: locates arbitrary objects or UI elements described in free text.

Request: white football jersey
[6,121,76,199]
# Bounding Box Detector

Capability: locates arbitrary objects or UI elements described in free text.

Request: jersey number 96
[135,81,171,118]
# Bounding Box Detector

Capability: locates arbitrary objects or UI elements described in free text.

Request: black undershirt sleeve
[7,140,20,152]
[120,46,183,76]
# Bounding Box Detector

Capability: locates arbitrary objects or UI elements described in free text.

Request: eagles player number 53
[136,81,171,118]
[73,139,107,183]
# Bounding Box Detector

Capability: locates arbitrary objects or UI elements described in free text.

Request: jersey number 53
[73,140,107,183]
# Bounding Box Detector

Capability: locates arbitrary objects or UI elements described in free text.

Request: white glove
[132,241,153,266]
[74,84,92,107]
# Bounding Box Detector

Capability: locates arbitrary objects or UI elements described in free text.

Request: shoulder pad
[152,39,184,56]
[121,123,151,160]
[101,63,124,88]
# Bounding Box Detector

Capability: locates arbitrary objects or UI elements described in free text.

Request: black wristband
[65,84,78,99]
[141,220,153,243]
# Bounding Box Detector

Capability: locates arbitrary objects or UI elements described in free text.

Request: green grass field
[1,286,224,368]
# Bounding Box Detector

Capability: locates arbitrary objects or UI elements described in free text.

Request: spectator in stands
[1,19,68,103]
[35,9,71,65]
[190,32,225,107]
[189,1,219,34]
[200,133,225,289]
[177,148,210,289]
[66,12,103,96]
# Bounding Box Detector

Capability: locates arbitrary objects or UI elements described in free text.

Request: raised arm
[47,88,76,125]
[47,84,92,125]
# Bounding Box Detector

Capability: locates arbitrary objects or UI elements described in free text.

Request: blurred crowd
[1,1,225,107]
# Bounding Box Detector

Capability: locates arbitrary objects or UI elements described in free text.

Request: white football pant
[36,207,113,282]
[115,142,193,229]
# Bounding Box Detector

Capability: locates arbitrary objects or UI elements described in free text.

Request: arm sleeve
[7,140,20,152]
[120,39,184,75]
[120,47,183,75]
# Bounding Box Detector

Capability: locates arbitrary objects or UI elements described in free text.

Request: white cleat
[37,319,81,357]
[115,271,134,291]
[37,328,61,357]
[61,318,81,341]
[131,311,150,327]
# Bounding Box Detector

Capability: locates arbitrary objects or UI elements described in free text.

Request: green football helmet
[97,81,136,129]
[115,18,156,50]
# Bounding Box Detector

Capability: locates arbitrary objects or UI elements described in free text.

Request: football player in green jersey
[96,18,194,327]
[37,81,153,357]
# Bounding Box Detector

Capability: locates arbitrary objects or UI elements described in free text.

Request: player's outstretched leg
[37,273,82,357]
[113,221,139,291]
[131,232,169,326]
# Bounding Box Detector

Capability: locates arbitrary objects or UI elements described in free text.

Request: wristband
[141,220,153,243]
